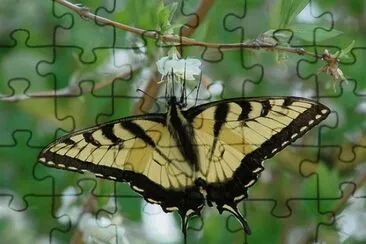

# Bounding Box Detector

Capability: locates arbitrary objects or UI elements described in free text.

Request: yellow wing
[38,115,204,213]
[38,96,330,238]
[187,97,329,184]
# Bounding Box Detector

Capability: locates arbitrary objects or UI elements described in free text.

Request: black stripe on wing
[40,151,204,215]
[121,120,157,148]
[102,124,123,144]
[38,113,205,216]
[186,96,330,234]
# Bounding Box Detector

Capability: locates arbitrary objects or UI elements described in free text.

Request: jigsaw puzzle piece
[222,200,279,243]
[0,30,54,90]
[52,1,116,63]
[232,1,341,95]
[0,133,70,241]
[312,48,366,169]
[0,1,71,46]
[172,1,253,63]
[50,179,123,242]
[0,132,56,208]
[225,185,335,243]
[36,44,142,128]
[238,140,332,224]
[52,0,149,64]
[54,180,173,243]
[0,29,76,146]
[0,192,69,243]
[222,198,329,244]
[316,80,366,179]
[316,179,366,243]
[0,79,74,146]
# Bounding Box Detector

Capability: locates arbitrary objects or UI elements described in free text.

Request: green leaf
[157,1,179,34]
[95,181,115,207]
[301,164,340,221]
[275,0,310,28]
[167,2,178,22]
[333,40,355,59]
[288,23,343,42]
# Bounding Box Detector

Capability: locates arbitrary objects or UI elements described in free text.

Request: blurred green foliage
[0,0,365,243]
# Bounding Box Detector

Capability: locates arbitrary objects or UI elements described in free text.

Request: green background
[0,0,365,243]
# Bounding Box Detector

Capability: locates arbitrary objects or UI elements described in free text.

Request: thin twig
[332,170,366,216]
[54,0,319,59]
[0,66,140,102]
[70,195,97,244]
[180,0,215,37]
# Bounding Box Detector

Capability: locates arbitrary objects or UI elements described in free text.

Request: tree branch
[180,0,215,37]
[54,0,319,58]
[0,66,140,102]
[332,170,366,216]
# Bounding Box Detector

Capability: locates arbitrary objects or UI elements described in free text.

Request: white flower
[208,82,223,96]
[60,186,78,207]
[156,56,201,81]
[337,197,366,242]
[356,101,366,113]
[56,187,83,225]
[79,213,128,244]
[142,203,181,243]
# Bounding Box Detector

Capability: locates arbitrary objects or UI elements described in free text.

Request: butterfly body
[38,95,330,238]
[166,96,200,171]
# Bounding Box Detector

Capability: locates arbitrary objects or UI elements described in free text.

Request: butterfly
[38,93,330,241]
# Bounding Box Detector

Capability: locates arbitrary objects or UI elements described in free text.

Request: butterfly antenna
[136,88,159,103]
[171,68,175,99]
[180,63,187,106]
[194,71,203,107]
[164,76,169,104]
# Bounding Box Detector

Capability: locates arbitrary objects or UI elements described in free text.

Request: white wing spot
[315,114,322,119]
[39,157,46,163]
[46,161,55,166]
[321,109,328,114]
[95,173,104,177]
[281,141,289,147]
[58,164,65,168]
[291,133,298,139]
[300,126,307,132]
[186,209,195,217]
[68,166,78,170]
[244,179,255,188]
[132,185,144,193]
[271,148,278,154]
[147,198,160,204]
[308,120,314,125]
[234,195,245,202]
[166,207,179,211]
[252,167,263,173]
[108,176,117,180]
[81,169,88,173]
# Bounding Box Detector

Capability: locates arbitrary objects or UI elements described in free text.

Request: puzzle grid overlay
[0,0,365,243]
